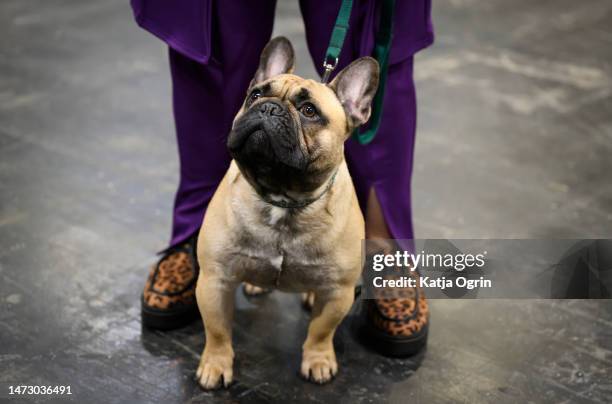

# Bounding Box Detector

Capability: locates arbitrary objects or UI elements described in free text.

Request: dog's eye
[247,89,262,106]
[299,103,317,119]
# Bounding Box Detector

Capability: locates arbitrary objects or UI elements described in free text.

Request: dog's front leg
[301,285,354,384]
[195,272,236,390]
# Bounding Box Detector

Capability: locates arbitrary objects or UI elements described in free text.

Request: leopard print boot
[141,235,199,330]
[363,270,429,357]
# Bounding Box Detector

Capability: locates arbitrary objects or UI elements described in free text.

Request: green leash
[322,0,396,145]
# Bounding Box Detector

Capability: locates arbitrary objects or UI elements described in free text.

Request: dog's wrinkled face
[227,37,379,196]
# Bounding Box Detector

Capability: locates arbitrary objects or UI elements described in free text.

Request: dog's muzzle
[228,100,307,171]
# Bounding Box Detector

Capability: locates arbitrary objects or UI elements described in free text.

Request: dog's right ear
[253,37,295,84]
[329,57,379,129]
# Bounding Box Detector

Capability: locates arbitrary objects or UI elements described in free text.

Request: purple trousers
[133,1,433,247]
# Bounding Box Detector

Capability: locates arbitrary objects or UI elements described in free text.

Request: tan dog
[195,37,379,389]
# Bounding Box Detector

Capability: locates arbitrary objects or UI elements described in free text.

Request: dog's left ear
[330,57,380,128]
[253,37,295,84]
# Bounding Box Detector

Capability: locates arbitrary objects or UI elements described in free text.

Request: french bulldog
[195,36,379,389]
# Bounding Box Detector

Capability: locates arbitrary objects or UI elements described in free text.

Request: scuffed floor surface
[1,0,611,403]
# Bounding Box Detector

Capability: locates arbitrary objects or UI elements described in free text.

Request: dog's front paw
[243,282,271,296]
[300,348,338,384]
[196,352,234,390]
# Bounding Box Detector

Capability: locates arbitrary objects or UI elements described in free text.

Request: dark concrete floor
[1,0,611,403]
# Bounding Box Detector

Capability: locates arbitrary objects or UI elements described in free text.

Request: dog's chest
[226,207,336,291]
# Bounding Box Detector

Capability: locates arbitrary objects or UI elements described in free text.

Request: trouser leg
[168,1,277,247]
[300,0,418,240]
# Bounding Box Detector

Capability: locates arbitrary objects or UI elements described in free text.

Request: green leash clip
[322,0,396,145]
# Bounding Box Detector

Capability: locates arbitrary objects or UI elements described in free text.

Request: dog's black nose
[258,100,285,117]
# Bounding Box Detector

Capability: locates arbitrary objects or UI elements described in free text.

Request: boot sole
[141,295,200,331]
[361,320,428,358]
